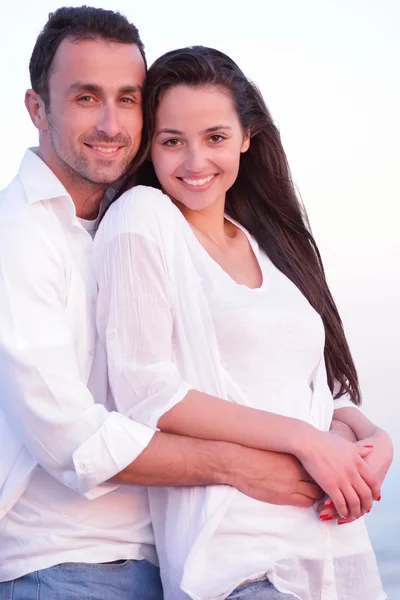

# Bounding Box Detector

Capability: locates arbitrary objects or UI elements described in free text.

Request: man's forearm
[112,431,232,487]
[112,431,323,508]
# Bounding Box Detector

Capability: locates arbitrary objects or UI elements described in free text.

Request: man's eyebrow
[155,125,232,136]
[66,82,142,95]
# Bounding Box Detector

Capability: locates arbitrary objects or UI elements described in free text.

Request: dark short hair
[29,5,146,107]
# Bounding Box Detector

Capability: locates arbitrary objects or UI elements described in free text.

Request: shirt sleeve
[0,219,154,499]
[332,381,361,411]
[94,189,193,430]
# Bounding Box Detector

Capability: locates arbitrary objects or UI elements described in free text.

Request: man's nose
[96,104,122,138]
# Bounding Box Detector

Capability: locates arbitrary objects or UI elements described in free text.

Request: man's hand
[114,433,323,508]
[228,445,324,508]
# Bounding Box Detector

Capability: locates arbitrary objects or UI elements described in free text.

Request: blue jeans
[0,559,163,600]
[227,578,296,599]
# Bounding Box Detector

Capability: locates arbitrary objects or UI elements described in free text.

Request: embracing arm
[94,189,379,518]
[113,431,323,508]
[0,220,155,499]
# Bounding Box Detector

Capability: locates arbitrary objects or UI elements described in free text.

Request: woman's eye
[209,134,225,143]
[163,139,182,147]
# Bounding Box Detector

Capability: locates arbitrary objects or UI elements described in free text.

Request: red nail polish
[377,495,381,501]
[319,513,329,519]
[338,520,346,525]
[321,516,333,521]
[324,500,333,507]
[364,445,374,448]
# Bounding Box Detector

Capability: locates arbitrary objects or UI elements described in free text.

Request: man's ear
[25,89,49,131]
[241,127,251,153]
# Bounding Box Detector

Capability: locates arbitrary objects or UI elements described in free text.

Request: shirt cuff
[333,397,361,411]
[71,412,155,498]
[148,381,193,430]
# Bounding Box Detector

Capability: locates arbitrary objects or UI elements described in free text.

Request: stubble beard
[47,113,133,188]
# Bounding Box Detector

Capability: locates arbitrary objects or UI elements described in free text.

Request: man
[0,6,325,599]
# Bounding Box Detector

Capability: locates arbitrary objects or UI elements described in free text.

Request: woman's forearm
[157,389,313,456]
[333,406,380,441]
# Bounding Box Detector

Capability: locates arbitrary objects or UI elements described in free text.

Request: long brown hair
[117,45,360,404]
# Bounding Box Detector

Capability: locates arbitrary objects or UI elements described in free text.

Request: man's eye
[77,96,95,103]
[163,139,182,147]
[119,97,135,104]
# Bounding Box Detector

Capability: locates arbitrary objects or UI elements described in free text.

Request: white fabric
[0,151,156,580]
[93,185,386,600]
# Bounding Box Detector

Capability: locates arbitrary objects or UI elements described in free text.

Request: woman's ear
[241,128,251,153]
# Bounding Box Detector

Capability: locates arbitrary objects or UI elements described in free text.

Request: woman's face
[150,84,249,214]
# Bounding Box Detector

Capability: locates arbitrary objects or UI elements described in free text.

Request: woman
[93,46,392,599]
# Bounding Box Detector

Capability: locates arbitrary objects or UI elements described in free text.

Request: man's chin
[80,165,129,186]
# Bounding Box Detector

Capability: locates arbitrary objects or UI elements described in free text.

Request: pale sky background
[1,0,399,590]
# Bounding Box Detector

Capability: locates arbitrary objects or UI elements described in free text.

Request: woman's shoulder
[99,185,182,240]
[110,185,176,220]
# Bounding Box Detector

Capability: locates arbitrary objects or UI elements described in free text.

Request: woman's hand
[317,429,393,524]
[296,429,381,519]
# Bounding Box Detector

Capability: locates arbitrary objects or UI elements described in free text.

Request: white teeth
[91,146,119,153]
[182,175,215,186]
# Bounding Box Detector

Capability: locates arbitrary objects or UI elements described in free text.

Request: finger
[328,488,348,519]
[299,470,316,484]
[341,483,362,519]
[318,505,338,520]
[356,445,374,459]
[357,460,381,501]
[351,476,373,514]
[290,493,319,509]
[338,515,356,525]
[298,482,325,501]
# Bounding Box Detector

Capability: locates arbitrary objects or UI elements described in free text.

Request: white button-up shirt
[0,150,156,580]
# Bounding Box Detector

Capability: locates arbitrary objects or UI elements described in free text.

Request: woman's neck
[177,199,237,251]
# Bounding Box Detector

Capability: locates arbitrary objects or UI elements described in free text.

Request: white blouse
[93,186,386,600]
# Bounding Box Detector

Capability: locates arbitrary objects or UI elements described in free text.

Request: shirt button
[107,331,116,340]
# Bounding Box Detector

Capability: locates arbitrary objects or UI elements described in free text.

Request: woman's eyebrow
[155,125,232,136]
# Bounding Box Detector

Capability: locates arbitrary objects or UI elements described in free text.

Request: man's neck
[36,147,106,219]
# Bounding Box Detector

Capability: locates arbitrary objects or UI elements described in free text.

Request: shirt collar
[18,148,72,205]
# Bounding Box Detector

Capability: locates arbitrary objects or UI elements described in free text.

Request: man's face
[40,38,146,187]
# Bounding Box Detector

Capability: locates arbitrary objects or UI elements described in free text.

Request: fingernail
[319,513,329,519]
[321,516,333,521]
[377,495,381,501]
[338,519,347,525]
[364,445,374,448]
[324,500,333,507]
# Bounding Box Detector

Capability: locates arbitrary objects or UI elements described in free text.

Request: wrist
[207,440,240,487]
[293,423,324,461]
[285,420,317,458]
